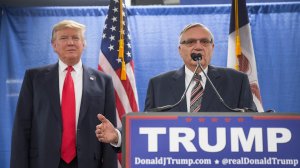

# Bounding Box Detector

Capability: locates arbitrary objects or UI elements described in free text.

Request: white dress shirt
[58,59,83,130]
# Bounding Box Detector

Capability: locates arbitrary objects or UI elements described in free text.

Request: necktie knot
[66,66,74,73]
[193,74,201,82]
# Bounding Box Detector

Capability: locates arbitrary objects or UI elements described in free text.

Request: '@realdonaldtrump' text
[221,157,298,167]
[134,156,299,167]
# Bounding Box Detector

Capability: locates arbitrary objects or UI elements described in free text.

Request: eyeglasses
[180,38,213,47]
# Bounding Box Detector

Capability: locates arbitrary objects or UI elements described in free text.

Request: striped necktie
[190,74,204,112]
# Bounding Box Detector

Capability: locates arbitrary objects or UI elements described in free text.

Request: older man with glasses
[144,23,256,112]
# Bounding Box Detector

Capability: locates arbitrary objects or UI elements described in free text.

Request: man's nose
[193,42,204,50]
[66,38,75,44]
[194,40,204,48]
[67,41,74,45]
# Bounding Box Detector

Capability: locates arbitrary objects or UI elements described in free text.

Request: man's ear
[83,40,86,48]
[178,45,182,55]
[51,42,58,53]
[51,42,56,48]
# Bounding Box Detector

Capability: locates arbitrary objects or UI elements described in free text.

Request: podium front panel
[122,112,300,168]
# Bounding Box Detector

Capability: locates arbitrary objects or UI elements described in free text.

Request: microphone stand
[149,53,256,112]
[196,60,243,112]
[149,59,202,112]
[195,56,255,112]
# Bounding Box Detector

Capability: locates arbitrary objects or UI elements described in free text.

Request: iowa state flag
[227,0,264,112]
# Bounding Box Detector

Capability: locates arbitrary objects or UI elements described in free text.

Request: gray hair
[179,23,214,44]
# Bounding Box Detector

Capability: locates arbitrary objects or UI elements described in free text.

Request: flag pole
[235,0,241,70]
[118,0,126,80]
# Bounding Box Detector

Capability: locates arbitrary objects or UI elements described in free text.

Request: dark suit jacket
[144,65,256,112]
[10,63,117,168]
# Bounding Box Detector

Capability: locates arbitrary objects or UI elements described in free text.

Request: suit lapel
[201,65,221,111]
[43,63,62,123]
[78,66,95,126]
[171,66,187,112]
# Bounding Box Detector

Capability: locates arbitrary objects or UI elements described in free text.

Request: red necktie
[61,66,76,163]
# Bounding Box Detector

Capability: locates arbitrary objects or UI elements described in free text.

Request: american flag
[98,0,139,132]
[227,0,264,112]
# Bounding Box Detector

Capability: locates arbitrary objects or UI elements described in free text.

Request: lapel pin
[90,76,95,81]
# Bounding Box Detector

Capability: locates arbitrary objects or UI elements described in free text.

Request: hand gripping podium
[122,112,300,168]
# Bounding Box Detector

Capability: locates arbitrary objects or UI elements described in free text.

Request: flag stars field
[110,26,116,31]
[126,51,131,57]
[102,33,106,39]
[111,16,117,22]
[113,7,118,13]
[108,44,114,51]
[109,35,115,41]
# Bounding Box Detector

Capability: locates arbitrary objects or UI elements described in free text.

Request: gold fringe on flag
[118,0,126,80]
[235,0,241,70]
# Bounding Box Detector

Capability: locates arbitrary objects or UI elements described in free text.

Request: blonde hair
[179,23,214,44]
[51,20,86,42]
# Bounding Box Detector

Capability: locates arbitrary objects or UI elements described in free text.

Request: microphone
[191,53,202,61]
[192,53,256,112]
[148,53,202,112]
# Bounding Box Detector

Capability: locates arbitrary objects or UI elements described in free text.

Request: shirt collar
[185,65,208,80]
[59,59,82,73]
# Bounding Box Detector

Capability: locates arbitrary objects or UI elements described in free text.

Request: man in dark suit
[145,23,256,112]
[10,20,117,168]
[95,23,256,146]
[145,66,255,112]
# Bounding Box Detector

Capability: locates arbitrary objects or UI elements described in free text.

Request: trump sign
[122,112,300,168]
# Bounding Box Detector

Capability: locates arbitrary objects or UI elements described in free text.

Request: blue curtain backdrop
[1,2,300,167]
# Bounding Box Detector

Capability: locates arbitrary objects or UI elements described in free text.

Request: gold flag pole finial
[118,0,126,80]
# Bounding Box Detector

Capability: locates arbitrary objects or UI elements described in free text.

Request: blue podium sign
[122,112,300,168]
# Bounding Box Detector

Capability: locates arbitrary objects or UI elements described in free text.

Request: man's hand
[95,114,119,144]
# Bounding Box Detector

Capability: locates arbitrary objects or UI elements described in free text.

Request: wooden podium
[122,112,300,168]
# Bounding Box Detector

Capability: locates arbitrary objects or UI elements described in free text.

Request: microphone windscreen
[191,53,202,61]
